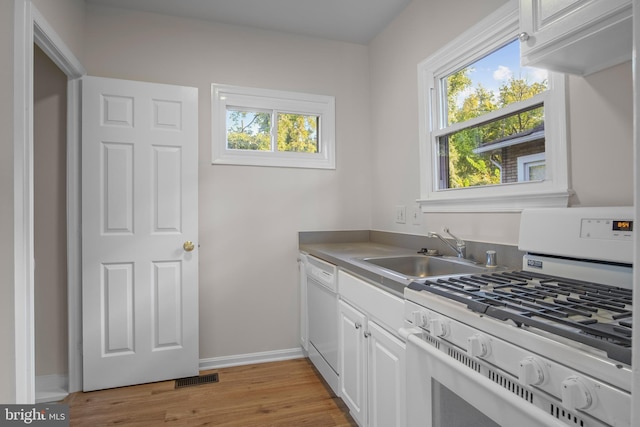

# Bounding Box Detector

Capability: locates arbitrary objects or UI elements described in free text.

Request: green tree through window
[277,113,318,153]
[440,41,547,189]
[226,110,319,153]
[226,110,271,150]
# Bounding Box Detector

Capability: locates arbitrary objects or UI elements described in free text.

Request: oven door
[405,332,567,427]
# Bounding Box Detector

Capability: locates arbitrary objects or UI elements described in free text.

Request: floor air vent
[175,373,219,389]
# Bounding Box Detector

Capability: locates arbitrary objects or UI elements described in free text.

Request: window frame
[518,152,546,182]
[212,84,336,169]
[417,2,571,212]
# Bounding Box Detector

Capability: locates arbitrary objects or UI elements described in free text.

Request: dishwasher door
[306,256,339,394]
[307,277,339,373]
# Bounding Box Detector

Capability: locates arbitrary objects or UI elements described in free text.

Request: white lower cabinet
[339,299,367,424]
[338,271,406,427]
[366,320,406,427]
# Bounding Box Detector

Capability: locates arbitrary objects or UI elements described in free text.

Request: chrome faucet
[427,228,466,258]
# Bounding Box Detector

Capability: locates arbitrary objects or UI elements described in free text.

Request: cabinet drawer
[338,270,404,335]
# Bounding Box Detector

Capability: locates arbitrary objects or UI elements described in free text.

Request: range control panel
[519,207,634,265]
[580,217,633,241]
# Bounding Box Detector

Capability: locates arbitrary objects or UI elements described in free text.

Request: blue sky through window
[450,39,548,108]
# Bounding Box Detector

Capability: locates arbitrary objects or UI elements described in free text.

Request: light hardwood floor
[63,358,357,426]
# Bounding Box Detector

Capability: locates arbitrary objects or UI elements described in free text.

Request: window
[212,84,335,169]
[518,153,545,182]
[417,2,570,212]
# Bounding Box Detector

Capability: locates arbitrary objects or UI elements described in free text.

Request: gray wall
[0,0,16,403]
[34,44,68,378]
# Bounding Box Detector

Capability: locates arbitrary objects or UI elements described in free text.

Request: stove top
[407,270,633,365]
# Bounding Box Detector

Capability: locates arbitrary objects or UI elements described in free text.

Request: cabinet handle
[355,322,362,329]
[518,32,530,42]
[364,331,371,338]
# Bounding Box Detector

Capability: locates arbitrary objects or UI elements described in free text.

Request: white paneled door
[81,77,199,391]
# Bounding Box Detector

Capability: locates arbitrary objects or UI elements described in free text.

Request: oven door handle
[399,327,422,340]
[404,331,569,427]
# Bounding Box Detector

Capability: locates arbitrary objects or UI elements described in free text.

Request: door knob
[183,241,195,252]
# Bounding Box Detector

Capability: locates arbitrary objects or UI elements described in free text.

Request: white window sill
[212,152,335,170]
[418,189,573,213]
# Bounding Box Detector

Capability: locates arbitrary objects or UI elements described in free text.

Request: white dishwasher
[305,255,339,395]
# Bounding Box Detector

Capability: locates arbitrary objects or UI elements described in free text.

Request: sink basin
[362,255,488,279]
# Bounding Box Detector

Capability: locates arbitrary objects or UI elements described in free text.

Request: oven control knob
[411,311,428,328]
[467,334,490,358]
[518,357,545,386]
[561,376,594,411]
[428,318,448,337]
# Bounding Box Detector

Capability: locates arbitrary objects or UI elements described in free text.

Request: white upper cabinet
[519,0,632,75]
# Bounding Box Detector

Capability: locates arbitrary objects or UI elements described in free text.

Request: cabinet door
[339,300,367,426]
[368,321,406,427]
[522,0,585,39]
[520,0,631,74]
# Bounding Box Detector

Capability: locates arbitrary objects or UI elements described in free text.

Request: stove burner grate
[408,270,633,365]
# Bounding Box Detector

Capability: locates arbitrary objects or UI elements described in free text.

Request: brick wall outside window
[502,139,545,183]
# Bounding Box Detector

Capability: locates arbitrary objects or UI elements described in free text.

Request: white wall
[31,0,86,64]
[369,0,634,245]
[83,4,373,359]
[568,64,633,206]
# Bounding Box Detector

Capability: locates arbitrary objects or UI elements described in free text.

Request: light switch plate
[395,205,406,224]
[410,206,422,225]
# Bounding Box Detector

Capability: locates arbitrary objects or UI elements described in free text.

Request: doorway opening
[33,43,69,403]
[14,2,86,403]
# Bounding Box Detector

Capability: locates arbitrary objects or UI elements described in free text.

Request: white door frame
[14,0,85,403]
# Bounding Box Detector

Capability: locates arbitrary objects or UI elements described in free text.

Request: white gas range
[401,207,633,427]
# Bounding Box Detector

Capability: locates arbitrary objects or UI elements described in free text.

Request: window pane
[527,163,545,181]
[443,39,548,126]
[437,105,545,189]
[277,113,319,153]
[226,108,271,151]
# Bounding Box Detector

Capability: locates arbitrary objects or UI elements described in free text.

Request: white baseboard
[199,347,305,371]
[35,374,68,403]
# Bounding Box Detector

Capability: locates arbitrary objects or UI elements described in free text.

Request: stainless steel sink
[362,255,490,279]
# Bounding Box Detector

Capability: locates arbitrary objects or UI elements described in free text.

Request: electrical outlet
[410,206,422,225]
[395,205,406,224]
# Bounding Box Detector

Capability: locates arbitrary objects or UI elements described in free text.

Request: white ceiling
[85,0,412,45]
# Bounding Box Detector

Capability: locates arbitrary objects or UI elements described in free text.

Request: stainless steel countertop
[300,231,522,298]
[300,242,427,298]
